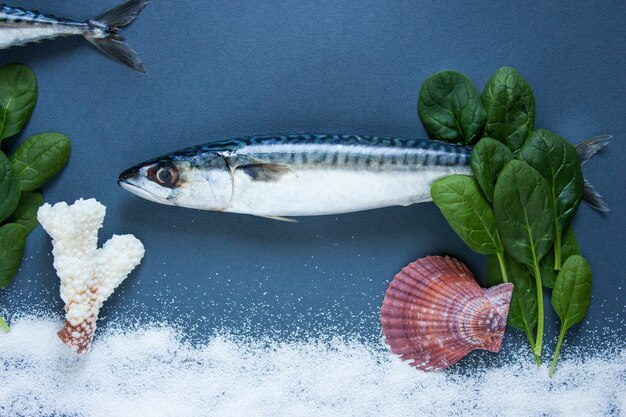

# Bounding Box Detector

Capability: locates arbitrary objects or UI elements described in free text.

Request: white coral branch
[37,198,145,354]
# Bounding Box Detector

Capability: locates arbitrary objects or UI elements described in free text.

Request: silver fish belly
[119,134,473,217]
[226,139,471,216]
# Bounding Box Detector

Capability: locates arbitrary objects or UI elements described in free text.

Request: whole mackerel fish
[118,133,608,219]
[0,0,148,72]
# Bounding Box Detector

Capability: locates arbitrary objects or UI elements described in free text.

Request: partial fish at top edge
[0,0,149,73]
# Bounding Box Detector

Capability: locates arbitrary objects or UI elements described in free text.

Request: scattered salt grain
[0,315,624,417]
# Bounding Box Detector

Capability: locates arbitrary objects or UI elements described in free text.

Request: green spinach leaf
[0,150,20,223]
[10,133,70,191]
[481,67,535,152]
[0,223,27,288]
[0,64,37,143]
[470,137,514,202]
[418,70,486,145]
[431,175,503,255]
[493,160,554,265]
[550,255,592,376]
[493,160,554,356]
[7,190,44,233]
[520,129,584,270]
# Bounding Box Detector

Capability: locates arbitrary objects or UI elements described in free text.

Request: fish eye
[150,165,179,187]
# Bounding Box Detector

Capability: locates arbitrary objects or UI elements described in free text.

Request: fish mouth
[118,179,171,205]
[117,178,139,192]
[118,166,140,184]
[118,167,171,205]
[117,168,144,195]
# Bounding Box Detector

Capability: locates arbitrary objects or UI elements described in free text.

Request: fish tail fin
[94,0,149,28]
[576,135,611,212]
[85,0,149,73]
[583,179,609,212]
[576,135,611,165]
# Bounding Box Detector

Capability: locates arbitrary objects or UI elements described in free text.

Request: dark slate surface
[0,0,624,356]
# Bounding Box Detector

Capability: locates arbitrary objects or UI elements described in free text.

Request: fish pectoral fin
[258,215,299,223]
[237,163,292,182]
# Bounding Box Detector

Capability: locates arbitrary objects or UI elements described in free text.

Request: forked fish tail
[84,0,149,73]
[576,135,611,212]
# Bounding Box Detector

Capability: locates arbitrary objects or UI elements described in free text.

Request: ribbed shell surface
[380,256,513,371]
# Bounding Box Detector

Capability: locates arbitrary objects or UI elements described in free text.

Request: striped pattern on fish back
[171,134,472,171]
[0,5,76,25]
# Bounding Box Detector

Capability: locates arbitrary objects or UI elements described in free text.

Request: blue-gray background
[1,0,624,357]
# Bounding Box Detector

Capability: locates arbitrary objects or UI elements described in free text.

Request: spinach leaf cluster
[422,67,593,375]
[0,64,70,332]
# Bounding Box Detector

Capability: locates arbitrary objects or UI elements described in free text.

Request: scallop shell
[380,256,513,371]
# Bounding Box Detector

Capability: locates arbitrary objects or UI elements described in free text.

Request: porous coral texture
[37,198,144,353]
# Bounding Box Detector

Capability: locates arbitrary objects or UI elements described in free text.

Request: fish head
[118,153,233,211]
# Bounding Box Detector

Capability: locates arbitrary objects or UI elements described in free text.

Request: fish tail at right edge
[85,0,149,73]
[576,135,612,212]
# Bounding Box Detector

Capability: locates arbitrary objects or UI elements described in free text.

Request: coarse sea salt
[0,315,624,417]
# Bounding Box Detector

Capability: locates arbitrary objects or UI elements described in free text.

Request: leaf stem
[522,326,541,365]
[531,257,544,358]
[496,252,509,283]
[0,315,9,333]
[550,326,566,377]
[554,229,562,271]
